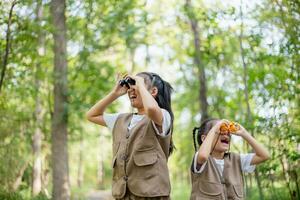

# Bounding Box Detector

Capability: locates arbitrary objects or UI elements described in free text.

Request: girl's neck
[211,151,225,159]
[137,107,145,115]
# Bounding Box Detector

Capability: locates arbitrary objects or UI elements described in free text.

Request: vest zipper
[123,117,132,183]
[211,157,228,200]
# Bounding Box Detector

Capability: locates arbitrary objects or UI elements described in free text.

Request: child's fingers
[125,74,134,80]
[215,119,228,129]
[214,120,224,129]
[116,73,122,82]
[116,72,128,81]
[234,122,243,131]
[221,119,230,124]
[130,85,137,90]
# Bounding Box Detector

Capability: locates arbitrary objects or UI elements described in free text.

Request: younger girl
[86,72,174,200]
[190,119,269,200]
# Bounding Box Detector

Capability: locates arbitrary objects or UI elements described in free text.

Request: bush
[0,189,50,200]
[0,189,23,200]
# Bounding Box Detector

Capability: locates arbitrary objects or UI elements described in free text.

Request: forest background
[0,0,299,199]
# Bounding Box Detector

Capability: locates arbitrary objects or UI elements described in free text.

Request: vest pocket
[198,181,223,199]
[227,184,244,199]
[232,184,243,198]
[133,150,158,166]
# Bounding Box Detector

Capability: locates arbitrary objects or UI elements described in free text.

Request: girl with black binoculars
[86,72,174,200]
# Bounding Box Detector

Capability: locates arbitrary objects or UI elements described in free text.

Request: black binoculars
[119,77,136,88]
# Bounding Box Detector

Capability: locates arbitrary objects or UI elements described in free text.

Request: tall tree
[185,0,209,121]
[50,0,70,199]
[238,2,264,199]
[32,0,44,196]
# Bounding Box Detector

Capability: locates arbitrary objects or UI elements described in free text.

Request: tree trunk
[291,170,300,200]
[269,170,278,200]
[12,161,29,191]
[77,133,84,187]
[238,1,264,199]
[50,0,70,199]
[185,0,209,122]
[41,156,51,198]
[32,0,45,196]
[97,133,105,189]
[0,0,17,94]
[280,156,294,200]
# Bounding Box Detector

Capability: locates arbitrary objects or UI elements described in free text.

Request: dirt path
[86,190,113,200]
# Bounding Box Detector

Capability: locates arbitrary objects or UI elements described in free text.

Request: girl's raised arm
[234,124,269,165]
[197,120,225,164]
[86,75,128,126]
[131,75,164,126]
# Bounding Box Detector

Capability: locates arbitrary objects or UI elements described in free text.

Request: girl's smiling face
[127,74,151,109]
[127,86,143,108]
[201,119,231,153]
[126,73,159,113]
[213,134,231,152]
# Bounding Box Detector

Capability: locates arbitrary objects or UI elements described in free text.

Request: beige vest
[111,113,171,199]
[190,153,244,200]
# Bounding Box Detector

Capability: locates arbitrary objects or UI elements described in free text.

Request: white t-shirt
[192,152,256,174]
[103,108,171,136]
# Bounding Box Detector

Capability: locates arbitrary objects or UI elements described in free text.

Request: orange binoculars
[219,122,240,135]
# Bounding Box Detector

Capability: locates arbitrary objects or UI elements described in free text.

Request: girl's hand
[127,75,146,91]
[211,119,230,134]
[233,123,247,137]
[233,122,270,165]
[112,73,128,97]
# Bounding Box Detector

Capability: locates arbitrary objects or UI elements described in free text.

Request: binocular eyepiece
[119,77,136,88]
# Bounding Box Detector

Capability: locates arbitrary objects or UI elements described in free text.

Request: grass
[246,187,291,200]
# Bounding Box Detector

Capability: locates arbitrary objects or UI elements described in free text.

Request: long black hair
[137,72,175,155]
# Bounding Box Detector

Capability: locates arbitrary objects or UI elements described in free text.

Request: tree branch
[0,0,18,94]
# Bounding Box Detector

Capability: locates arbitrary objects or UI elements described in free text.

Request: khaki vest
[190,153,244,200]
[111,113,171,199]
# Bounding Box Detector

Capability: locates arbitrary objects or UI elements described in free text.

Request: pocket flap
[198,181,223,196]
[233,184,243,197]
[133,151,158,166]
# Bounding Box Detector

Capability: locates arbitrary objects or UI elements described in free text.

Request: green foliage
[0,189,49,200]
[0,0,299,199]
[0,189,22,200]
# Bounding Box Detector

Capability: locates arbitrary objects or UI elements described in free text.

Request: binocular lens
[119,77,136,88]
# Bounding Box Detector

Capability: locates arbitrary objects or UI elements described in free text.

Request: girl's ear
[150,87,158,97]
[201,135,206,142]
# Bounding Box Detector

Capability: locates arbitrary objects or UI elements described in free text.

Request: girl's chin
[130,101,141,108]
[130,99,136,105]
[216,144,229,152]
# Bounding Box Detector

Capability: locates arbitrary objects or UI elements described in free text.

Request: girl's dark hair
[137,72,175,155]
[192,118,219,152]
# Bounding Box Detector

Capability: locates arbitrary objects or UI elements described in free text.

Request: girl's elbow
[146,105,156,112]
[197,152,208,162]
[145,106,159,116]
[85,112,89,118]
[264,152,270,161]
[85,112,93,121]
[259,152,270,162]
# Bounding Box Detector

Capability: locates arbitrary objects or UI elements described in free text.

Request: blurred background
[0,0,299,199]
